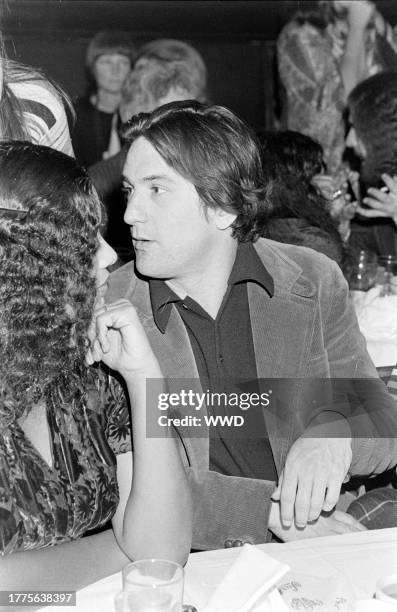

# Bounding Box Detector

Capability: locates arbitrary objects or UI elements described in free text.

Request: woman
[278,1,397,174]
[0,142,192,589]
[72,31,135,167]
[259,130,348,268]
[0,35,73,155]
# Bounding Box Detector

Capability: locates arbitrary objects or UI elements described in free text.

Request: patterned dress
[0,375,131,555]
[278,12,397,173]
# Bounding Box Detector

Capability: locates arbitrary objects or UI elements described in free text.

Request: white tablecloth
[352,288,397,367]
[42,528,397,611]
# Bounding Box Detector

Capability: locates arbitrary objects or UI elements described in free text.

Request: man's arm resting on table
[186,468,274,550]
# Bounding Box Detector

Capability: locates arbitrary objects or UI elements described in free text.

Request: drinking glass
[347,249,378,292]
[379,254,397,297]
[121,559,184,612]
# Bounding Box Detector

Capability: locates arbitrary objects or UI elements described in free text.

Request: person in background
[72,31,135,167]
[88,42,209,265]
[0,142,192,590]
[0,33,73,155]
[134,38,208,102]
[345,70,397,255]
[278,1,397,175]
[259,130,349,268]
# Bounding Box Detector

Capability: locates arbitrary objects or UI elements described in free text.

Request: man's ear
[212,207,237,230]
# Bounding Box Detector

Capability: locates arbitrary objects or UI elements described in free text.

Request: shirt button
[224,539,233,548]
[219,355,224,363]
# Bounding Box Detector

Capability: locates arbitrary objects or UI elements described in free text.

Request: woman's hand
[312,172,357,240]
[86,299,158,376]
[359,174,397,226]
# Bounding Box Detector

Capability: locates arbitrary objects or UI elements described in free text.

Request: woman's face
[93,234,117,305]
[93,53,131,95]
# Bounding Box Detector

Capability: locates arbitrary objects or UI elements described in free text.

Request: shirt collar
[149,241,274,333]
[229,241,274,294]
[149,279,181,333]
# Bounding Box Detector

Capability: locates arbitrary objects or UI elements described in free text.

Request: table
[42,528,397,611]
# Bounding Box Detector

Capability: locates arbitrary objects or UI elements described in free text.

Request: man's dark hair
[292,1,341,30]
[123,100,272,242]
[348,70,397,187]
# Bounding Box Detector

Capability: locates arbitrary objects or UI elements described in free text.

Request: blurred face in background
[345,126,367,159]
[93,53,131,95]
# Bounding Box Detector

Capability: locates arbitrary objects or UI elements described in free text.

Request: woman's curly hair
[348,70,397,187]
[123,100,273,242]
[0,142,101,420]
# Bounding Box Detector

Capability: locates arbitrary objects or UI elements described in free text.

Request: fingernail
[282,520,292,527]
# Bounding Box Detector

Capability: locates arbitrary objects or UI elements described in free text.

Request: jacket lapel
[250,240,318,472]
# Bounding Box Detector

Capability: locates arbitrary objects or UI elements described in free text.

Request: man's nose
[124,193,146,225]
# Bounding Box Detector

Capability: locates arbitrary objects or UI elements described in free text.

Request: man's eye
[151,185,165,195]
[122,185,133,199]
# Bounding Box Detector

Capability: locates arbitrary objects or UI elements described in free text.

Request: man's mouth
[132,237,151,249]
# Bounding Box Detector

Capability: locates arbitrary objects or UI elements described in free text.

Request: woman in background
[0,142,192,590]
[278,1,397,174]
[72,31,135,167]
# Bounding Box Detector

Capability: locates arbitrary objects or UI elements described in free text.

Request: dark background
[3,0,397,132]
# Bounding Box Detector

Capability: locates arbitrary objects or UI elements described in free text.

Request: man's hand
[360,174,397,226]
[272,436,352,528]
[269,501,366,542]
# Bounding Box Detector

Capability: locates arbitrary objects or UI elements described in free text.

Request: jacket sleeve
[323,262,397,475]
[186,468,274,550]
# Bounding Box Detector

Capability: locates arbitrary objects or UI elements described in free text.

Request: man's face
[122,137,225,283]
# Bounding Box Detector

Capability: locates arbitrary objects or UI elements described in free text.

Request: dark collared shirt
[150,242,277,481]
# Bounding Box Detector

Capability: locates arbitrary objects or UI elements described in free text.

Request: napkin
[278,570,358,612]
[202,544,289,612]
[352,286,397,340]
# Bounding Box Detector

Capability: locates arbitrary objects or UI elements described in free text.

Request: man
[107,100,397,550]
